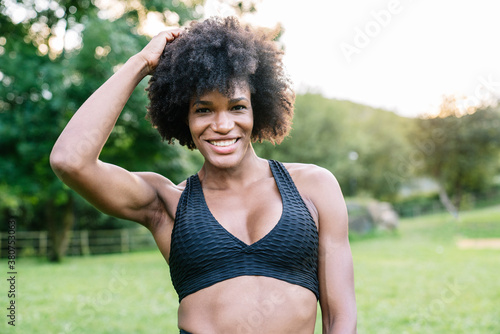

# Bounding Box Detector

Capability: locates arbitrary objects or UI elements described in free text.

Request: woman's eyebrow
[191,97,249,107]
[229,97,250,104]
[191,100,213,107]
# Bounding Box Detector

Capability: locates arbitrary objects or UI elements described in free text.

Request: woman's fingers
[164,28,184,42]
[139,28,184,74]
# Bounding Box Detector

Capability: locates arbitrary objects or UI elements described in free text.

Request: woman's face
[187,82,254,169]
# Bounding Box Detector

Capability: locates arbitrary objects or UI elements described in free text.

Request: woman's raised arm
[50,29,183,228]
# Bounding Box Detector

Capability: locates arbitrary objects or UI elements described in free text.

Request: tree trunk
[437,183,459,220]
[47,194,75,262]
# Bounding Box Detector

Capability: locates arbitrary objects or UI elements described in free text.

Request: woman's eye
[232,105,246,111]
[195,108,211,113]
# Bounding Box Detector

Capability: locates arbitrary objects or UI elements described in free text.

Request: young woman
[50,17,357,334]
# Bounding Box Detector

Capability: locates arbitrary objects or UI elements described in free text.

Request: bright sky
[8,0,498,117]
[205,0,500,117]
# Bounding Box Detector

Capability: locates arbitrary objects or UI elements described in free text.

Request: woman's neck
[198,148,269,191]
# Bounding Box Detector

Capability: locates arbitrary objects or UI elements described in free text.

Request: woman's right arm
[50,29,183,228]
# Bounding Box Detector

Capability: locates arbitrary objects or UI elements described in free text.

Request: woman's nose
[211,111,234,133]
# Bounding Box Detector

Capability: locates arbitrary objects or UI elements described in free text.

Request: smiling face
[188,82,254,170]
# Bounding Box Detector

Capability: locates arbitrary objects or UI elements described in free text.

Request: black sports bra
[169,160,319,302]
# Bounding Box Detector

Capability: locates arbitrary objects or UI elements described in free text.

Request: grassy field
[2,205,500,333]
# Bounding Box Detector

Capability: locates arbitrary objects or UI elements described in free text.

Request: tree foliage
[255,93,414,200]
[410,96,500,217]
[1,0,260,261]
[3,0,500,261]
[0,0,207,261]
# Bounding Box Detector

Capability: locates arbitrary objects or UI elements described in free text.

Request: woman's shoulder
[282,162,338,185]
[281,162,343,203]
[277,162,345,227]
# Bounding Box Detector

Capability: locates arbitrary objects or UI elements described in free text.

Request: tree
[255,93,414,199]
[1,0,259,261]
[411,96,500,218]
[0,0,207,261]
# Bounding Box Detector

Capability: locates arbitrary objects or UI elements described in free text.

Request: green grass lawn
[2,206,500,333]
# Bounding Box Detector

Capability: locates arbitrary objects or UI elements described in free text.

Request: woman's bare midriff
[178,276,318,334]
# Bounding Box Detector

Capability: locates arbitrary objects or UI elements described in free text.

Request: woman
[50,17,357,333]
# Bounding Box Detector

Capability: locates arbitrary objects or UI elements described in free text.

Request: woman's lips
[206,138,239,154]
[209,139,237,147]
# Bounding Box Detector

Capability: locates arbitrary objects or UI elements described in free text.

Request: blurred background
[1,0,499,333]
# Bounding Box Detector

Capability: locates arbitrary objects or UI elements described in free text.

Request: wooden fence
[0,227,157,258]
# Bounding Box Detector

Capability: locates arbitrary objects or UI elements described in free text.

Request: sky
[205,0,500,117]
[8,0,498,117]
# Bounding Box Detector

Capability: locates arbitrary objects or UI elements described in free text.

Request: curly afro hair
[146,16,295,150]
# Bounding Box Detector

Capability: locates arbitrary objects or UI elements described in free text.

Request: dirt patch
[456,238,500,249]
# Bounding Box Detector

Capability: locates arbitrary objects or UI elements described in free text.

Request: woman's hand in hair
[137,28,184,75]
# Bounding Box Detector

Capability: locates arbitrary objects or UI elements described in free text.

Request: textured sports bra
[169,160,319,302]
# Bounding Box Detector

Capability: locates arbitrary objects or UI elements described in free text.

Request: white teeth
[210,139,237,147]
